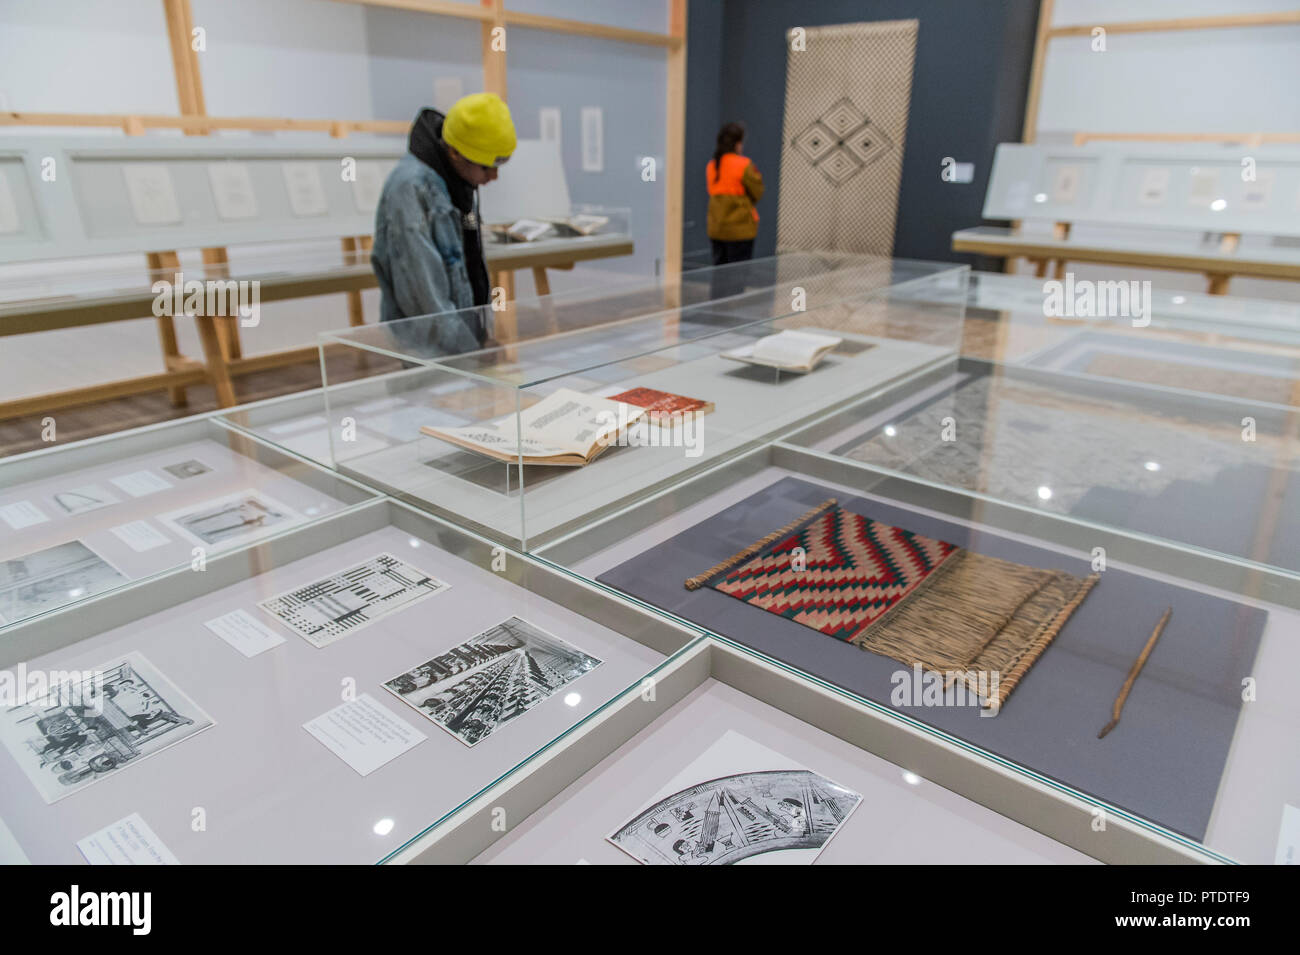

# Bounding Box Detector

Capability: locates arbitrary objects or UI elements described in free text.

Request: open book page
[550,214,610,236]
[723,329,843,372]
[421,388,645,466]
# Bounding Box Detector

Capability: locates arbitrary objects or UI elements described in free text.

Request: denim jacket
[370,153,490,356]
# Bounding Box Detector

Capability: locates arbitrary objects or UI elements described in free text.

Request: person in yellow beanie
[371,93,517,354]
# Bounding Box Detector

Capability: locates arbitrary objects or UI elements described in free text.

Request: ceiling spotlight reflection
[1171,295,1186,305]
[1033,192,1048,203]
[564,692,581,707]
[408,537,421,548]
[1144,461,1161,472]
[884,425,897,437]
[902,771,921,786]
[373,818,395,836]
[1210,198,1227,211]
[1037,486,1052,501]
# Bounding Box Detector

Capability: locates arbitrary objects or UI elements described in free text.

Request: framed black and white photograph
[258,552,451,648]
[0,651,215,804]
[162,459,213,480]
[0,539,129,624]
[383,616,601,747]
[609,730,862,865]
[157,488,299,549]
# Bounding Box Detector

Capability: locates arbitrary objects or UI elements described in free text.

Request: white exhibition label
[110,470,172,497]
[205,608,286,658]
[0,500,49,530]
[207,162,259,220]
[1242,170,1274,210]
[77,813,180,865]
[281,162,329,217]
[1276,803,1300,865]
[303,693,425,777]
[122,164,183,225]
[0,170,20,234]
[111,520,171,553]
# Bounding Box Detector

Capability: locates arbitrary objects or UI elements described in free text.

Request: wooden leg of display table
[531,266,551,297]
[1032,257,1049,278]
[202,247,242,359]
[1053,258,1067,280]
[1206,272,1232,295]
[193,315,237,407]
[148,250,188,406]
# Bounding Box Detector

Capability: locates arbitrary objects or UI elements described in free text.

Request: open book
[420,388,646,467]
[490,218,553,243]
[548,213,610,237]
[720,329,843,373]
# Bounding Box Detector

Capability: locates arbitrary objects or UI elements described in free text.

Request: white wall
[1021,0,1300,302]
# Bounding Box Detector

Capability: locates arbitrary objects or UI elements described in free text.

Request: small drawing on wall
[208,162,259,220]
[540,107,562,147]
[581,107,604,173]
[350,161,386,214]
[122,164,182,226]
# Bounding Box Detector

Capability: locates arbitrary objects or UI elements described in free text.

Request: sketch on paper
[259,553,451,648]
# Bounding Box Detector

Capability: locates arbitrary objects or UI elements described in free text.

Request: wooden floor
[0,351,402,458]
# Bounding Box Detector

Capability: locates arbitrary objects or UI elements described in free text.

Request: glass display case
[0,492,700,864]
[0,413,377,631]
[523,287,1299,866]
[279,255,969,549]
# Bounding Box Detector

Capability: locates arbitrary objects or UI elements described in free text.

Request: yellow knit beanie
[443,93,517,167]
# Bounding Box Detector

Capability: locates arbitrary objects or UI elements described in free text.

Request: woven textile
[689,500,1097,707]
[776,20,918,255]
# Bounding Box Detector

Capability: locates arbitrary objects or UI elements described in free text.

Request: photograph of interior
[0,0,1296,884]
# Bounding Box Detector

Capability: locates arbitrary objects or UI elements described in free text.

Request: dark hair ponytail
[712,121,745,182]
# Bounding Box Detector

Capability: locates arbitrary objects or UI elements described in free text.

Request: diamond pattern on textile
[713,506,957,642]
[777,19,918,255]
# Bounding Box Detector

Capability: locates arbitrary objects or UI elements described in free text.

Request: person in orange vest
[706,121,764,266]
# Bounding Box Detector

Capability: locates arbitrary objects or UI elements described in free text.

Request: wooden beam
[162,0,207,134]
[330,0,492,21]
[663,0,687,287]
[1074,131,1300,145]
[503,9,681,48]
[0,112,410,134]
[1021,0,1055,143]
[481,0,506,98]
[1047,10,1300,38]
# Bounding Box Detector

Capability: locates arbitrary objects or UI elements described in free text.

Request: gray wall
[686,0,1040,264]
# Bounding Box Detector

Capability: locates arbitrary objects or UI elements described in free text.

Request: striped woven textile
[687,500,1097,707]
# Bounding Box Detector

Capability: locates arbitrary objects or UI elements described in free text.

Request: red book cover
[608,387,715,419]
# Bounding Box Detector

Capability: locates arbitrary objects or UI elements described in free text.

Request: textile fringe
[683,498,838,590]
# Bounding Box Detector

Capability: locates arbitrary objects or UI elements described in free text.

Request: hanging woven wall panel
[686,499,1097,708]
[776,19,918,256]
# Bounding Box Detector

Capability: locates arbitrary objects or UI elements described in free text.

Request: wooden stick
[1098,607,1172,739]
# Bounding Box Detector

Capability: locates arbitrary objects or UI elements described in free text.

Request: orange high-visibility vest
[706,153,760,223]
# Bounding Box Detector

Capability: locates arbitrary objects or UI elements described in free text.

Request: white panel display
[122,164,182,225]
[207,162,259,220]
[540,107,562,146]
[0,170,19,234]
[1187,167,1220,209]
[282,162,329,217]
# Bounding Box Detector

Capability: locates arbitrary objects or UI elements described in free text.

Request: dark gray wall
[686,0,1040,264]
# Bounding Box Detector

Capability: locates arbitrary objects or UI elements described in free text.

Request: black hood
[408,107,474,214]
